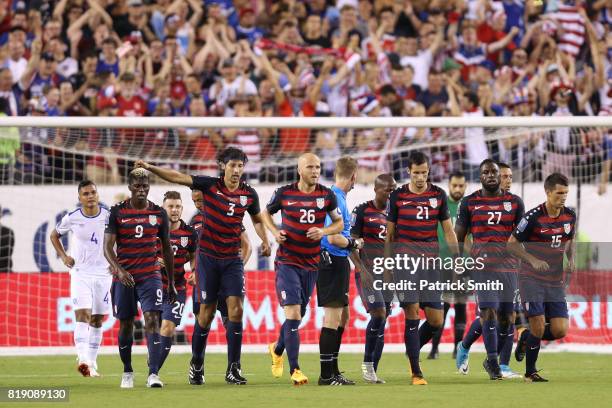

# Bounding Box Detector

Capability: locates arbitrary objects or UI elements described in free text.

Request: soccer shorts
[162,289,187,326]
[473,270,518,314]
[394,267,443,310]
[317,253,350,307]
[195,253,245,305]
[520,277,568,319]
[355,272,390,313]
[275,262,318,308]
[70,274,112,315]
[111,276,163,320]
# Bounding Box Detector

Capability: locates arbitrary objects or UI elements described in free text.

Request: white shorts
[70,274,113,315]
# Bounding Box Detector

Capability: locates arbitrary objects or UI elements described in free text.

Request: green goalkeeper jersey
[438,197,460,259]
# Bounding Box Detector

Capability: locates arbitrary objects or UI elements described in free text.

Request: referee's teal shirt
[321,185,350,257]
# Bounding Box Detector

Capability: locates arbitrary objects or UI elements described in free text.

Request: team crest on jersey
[240,195,248,206]
[316,198,325,209]
[429,198,438,208]
[181,236,189,247]
[504,201,512,212]
[149,215,157,225]
[564,223,571,234]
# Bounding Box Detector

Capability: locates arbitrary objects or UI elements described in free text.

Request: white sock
[74,322,90,363]
[88,326,104,367]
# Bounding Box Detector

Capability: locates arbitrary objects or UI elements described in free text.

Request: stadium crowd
[0,0,610,187]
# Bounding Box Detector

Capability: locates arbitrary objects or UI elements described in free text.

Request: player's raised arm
[158,209,177,303]
[135,160,193,186]
[50,214,75,268]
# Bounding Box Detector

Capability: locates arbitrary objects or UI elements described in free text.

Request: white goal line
[0,116,611,129]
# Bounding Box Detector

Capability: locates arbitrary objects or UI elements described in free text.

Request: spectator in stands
[0,204,14,272]
[417,70,448,116]
[3,36,27,84]
[0,97,19,183]
[96,37,119,76]
[0,68,19,115]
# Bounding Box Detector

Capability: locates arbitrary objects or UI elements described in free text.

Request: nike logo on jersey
[409,327,417,331]
[474,206,485,210]
[291,328,298,332]
[368,218,378,222]
[541,229,549,232]
[287,201,297,205]
[402,201,411,206]
[153,341,160,345]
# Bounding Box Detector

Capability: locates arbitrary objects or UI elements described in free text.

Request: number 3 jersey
[55,207,110,278]
[105,200,169,283]
[267,183,337,271]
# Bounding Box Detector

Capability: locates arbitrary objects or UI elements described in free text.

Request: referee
[317,157,363,385]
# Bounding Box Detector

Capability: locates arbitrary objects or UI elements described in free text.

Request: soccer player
[508,173,576,382]
[350,173,397,383]
[103,168,177,388]
[135,147,271,386]
[317,156,363,386]
[157,191,198,372]
[51,180,111,377]
[454,159,524,380]
[385,151,459,385]
[189,189,252,323]
[428,171,468,360]
[499,162,513,192]
[261,153,343,386]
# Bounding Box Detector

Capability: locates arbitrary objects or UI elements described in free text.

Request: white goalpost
[0,115,611,356]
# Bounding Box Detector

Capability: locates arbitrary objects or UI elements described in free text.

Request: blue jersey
[321,185,350,257]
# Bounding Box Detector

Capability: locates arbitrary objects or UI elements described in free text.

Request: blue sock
[283,319,301,373]
[373,319,386,372]
[226,321,243,366]
[418,320,439,349]
[481,319,498,366]
[159,335,173,370]
[191,321,209,367]
[525,332,541,376]
[118,332,133,372]
[275,321,287,355]
[364,317,384,363]
[461,318,482,349]
[404,319,421,375]
[146,332,161,375]
[499,324,514,366]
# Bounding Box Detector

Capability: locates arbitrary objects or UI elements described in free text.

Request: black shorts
[317,253,350,307]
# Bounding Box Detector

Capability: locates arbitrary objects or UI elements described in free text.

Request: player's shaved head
[297,153,321,188]
[297,153,320,170]
[375,173,395,188]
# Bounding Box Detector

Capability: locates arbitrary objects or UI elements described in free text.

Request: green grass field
[1,352,611,408]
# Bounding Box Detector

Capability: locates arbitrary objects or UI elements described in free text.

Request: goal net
[1,116,611,353]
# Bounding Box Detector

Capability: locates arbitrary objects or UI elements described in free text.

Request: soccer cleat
[455,342,470,375]
[188,361,205,385]
[483,359,503,380]
[335,373,355,385]
[427,350,439,360]
[268,342,284,378]
[146,373,164,388]
[318,374,355,386]
[89,366,100,377]
[500,365,522,379]
[290,369,308,386]
[120,372,134,388]
[515,329,528,362]
[525,371,548,383]
[225,363,247,385]
[77,362,91,377]
[411,374,428,385]
[361,362,380,384]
